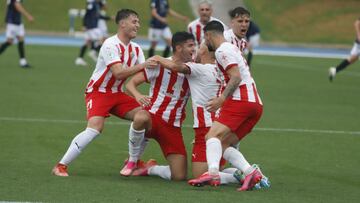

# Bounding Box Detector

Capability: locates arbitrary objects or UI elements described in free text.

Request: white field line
[0,116,359,135]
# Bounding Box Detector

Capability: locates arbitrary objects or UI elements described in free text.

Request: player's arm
[125,71,152,107]
[168,9,189,22]
[151,8,167,24]
[150,55,190,74]
[355,19,360,42]
[14,1,34,22]
[110,63,147,80]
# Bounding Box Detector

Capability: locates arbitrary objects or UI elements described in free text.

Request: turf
[0,45,360,202]
[0,0,194,36]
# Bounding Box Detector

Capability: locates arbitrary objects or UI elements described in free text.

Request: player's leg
[16,24,30,68]
[148,28,159,57]
[75,33,91,66]
[0,38,13,54]
[162,27,172,57]
[0,24,15,55]
[247,33,260,67]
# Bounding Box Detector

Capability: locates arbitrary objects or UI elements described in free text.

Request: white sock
[59,128,99,165]
[128,123,145,162]
[206,138,222,175]
[148,165,171,180]
[219,172,239,184]
[223,147,251,174]
[221,167,238,174]
[137,137,149,160]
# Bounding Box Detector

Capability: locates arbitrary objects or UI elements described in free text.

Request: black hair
[228,7,250,19]
[171,32,195,52]
[115,9,138,24]
[203,20,224,34]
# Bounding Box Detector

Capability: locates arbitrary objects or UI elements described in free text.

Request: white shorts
[6,23,25,39]
[98,20,108,38]
[148,27,172,42]
[350,42,360,57]
[85,28,103,41]
[248,33,260,48]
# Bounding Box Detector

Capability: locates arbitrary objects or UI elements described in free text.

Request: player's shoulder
[217,42,235,52]
[188,18,200,27]
[102,35,118,46]
[130,41,142,49]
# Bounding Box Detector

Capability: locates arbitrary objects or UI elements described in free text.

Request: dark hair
[171,32,195,52]
[115,9,138,24]
[228,7,250,19]
[203,20,224,33]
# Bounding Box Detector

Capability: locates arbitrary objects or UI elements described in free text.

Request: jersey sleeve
[102,43,122,67]
[143,66,160,83]
[185,62,202,77]
[215,46,239,71]
[137,47,146,64]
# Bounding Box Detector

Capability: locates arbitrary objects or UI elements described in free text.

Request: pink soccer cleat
[237,168,262,191]
[131,159,157,176]
[52,163,69,177]
[120,159,137,176]
[188,172,221,187]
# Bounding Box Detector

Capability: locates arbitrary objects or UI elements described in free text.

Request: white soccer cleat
[88,50,98,62]
[328,67,336,82]
[75,57,88,66]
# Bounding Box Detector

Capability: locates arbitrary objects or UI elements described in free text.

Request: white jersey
[215,42,262,104]
[224,29,247,52]
[86,35,145,93]
[144,61,190,127]
[185,62,223,128]
[188,17,227,47]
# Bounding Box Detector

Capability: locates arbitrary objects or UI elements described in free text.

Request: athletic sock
[0,42,11,54]
[128,122,145,162]
[162,46,171,57]
[18,41,25,59]
[148,165,171,180]
[219,171,239,184]
[247,51,253,67]
[138,137,149,160]
[206,138,222,175]
[148,47,155,57]
[223,147,251,174]
[59,128,99,165]
[336,59,350,73]
[79,44,87,58]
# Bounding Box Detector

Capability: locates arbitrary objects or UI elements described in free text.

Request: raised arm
[110,62,147,80]
[168,9,189,22]
[14,1,34,22]
[125,71,152,107]
[151,55,190,74]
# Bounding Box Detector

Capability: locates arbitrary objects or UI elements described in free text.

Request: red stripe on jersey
[155,71,178,118]
[252,83,260,104]
[92,67,111,92]
[142,69,149,83]
[119,44,125,62]
[118,79,125,92]
[216,62,229,83]
[87,79,94,89]
[166,71,178,95]
[105,75,116,92]
[240,84,248,101]
[147,67,165,110]
[197,107,206,128]
[135,47,139,58]
[210,111,215,121]
[189,26,192,34]
[168,78,189,125]
[225,63,237,71]
[127,44,133,67]
[196,24,201,45]
[234,37,239,49]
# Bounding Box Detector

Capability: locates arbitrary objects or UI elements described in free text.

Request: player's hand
[206,96,225,112]
[136,95,152,107]
[145,57,159,68]
[27,15,34,22]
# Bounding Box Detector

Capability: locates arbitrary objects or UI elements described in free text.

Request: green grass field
[0,0,193,36]
[0,45,360,202]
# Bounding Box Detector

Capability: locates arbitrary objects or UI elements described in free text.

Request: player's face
[179,39,196,62]
[198,4,212,23]
[231,14,250,38]
[121,15,140,39]
[204,32,215,52]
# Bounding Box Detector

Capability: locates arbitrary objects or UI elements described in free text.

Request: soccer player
[187,0,227,48]
[148,0,189,58]
[52,9,156,177]
[0,0,34,68]
[120,32,194,181]
[188,20,264,191]
[97,0,111,42]
[223,7,249,53]
[245,20,260,67]
[329,18,360,82]
[75,0,103,66]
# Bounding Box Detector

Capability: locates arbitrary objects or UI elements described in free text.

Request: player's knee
[133,110,150,129]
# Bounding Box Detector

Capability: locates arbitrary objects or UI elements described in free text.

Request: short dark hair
[171,32,195,52]
[228,7,250,19]
[203,20,224,34]
[115,9,138,24]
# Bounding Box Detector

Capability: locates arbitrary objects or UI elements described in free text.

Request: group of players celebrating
[51,1,270,191]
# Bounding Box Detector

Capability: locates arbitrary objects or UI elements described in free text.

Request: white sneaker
[75,57,87,66]
[328,67,336,82]
[19,58,30,68]
[88,50,98,62]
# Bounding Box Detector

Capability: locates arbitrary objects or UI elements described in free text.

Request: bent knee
[134,111,151,124]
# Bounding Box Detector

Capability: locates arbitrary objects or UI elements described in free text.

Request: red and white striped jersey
[143,60,190,127]
[85,35,145,93]
[215,42,262,104]
[188,17,227,47]
[185,62,223,128]
[224,29,247,52]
